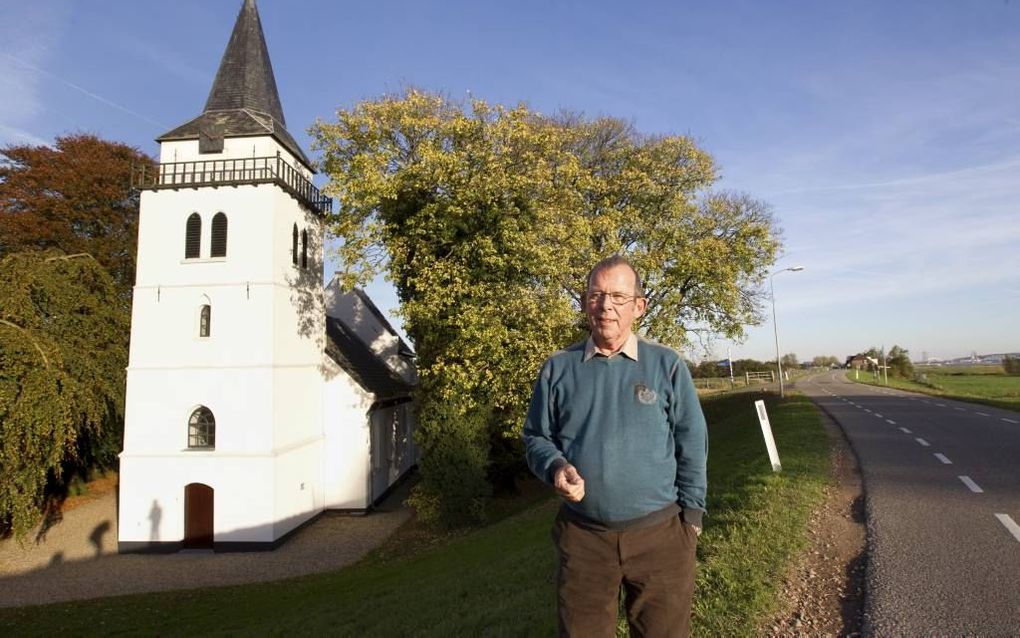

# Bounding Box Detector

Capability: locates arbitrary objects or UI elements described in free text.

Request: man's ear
[635,297,647,318]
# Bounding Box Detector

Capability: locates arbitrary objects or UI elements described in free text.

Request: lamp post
[770,266,804,398]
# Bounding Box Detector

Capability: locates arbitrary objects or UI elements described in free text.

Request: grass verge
[847,370,1020,412]
[0,393,829,637]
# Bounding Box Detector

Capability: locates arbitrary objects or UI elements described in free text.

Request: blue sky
[2,0,1018,363]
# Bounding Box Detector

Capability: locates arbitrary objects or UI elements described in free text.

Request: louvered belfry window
[211,212,228,258]
[301,229,309,269]
[185,213,202,259]
[292,224,298,265]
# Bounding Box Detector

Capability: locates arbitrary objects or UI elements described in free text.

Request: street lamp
[771,266,804,398]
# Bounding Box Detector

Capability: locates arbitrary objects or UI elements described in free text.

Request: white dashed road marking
[916,438,930,447]
[959,476,984,493]
[1003,418,1019,424]
[934,453,952,464]
[899,427,912,434]
[996,514,1020,543]
[976,412,991,417]
[935,403,946,408]
[875,413,883,418]
[864,409,872,413]
[955,407,966,412]
[886,419,897,425]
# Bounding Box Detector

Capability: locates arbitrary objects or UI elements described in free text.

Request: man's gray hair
[586,255,645,298]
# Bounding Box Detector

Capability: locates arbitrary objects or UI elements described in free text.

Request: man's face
[585,264,646,351]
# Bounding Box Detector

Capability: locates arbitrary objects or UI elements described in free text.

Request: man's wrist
[681,507,703,535]
[548,458,569,484]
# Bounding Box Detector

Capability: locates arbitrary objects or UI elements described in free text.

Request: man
[523,255,708,637]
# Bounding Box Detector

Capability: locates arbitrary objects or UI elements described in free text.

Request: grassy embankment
[0,392,830,637]
[848,365,1020,412]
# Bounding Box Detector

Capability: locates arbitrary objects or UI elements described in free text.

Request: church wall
[135,186,279,287]
[118,455,276,545]
[322,356,374,509]
[122,367,274,453]
[272,439,326,539]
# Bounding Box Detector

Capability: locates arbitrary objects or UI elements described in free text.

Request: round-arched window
[188,406,215,449]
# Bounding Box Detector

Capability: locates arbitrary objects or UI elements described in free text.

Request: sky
[2,0,1018,363]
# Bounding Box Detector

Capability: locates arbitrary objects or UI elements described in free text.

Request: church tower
[119,0,332,551]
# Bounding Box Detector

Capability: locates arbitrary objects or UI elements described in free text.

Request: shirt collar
[583,332,639,362]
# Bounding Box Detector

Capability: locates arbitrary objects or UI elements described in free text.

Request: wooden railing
[132,153,332,214]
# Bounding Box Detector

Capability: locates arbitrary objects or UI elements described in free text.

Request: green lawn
[0,392,830,637]
[850,368,1020,412]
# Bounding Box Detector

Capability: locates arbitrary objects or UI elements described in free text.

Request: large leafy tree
[0,134,155,299]
[311,90,781,525]
[0,251,129,540]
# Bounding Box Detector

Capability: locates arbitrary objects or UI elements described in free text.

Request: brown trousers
[552,510,698,638]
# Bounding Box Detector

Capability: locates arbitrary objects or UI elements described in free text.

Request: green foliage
[887,345,913,378]
[0,250,129,539]
[311,89,781,525]
[1003,355,1020,375]
[780,352,798,368]
[811,355,840,368]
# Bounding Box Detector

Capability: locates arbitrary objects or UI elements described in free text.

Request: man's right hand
[553,464,586,502]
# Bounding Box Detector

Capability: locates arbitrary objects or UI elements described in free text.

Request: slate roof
[325,317,414,401]
[157,0,312,169]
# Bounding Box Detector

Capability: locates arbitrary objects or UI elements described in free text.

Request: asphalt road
[798,371,1020,635]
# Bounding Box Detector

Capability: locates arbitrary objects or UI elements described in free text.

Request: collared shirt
[583,332,640,362]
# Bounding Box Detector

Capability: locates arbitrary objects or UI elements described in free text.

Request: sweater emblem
[634,383,657,405]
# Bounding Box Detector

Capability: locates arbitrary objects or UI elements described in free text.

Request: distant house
[846,355,878,371]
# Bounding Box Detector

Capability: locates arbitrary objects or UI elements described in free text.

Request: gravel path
[0,487,412,609]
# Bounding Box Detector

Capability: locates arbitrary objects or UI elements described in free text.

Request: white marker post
[754,399,782,472]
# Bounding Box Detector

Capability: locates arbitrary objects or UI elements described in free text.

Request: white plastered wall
[120,135,328,545]
[322,354,374,509]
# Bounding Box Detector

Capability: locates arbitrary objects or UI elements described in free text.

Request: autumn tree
[311,90,781,525]
[0,134,155,299]
[0,251,129,539]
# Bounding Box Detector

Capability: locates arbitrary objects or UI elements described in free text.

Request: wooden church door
[184,483,214,549]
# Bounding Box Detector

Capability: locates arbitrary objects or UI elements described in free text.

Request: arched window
[210,212,228,258]
[185,213,202,259]
[188,407,215,449]
[199,304,211,337]
[292,224,298,266]
[301,229,308,269]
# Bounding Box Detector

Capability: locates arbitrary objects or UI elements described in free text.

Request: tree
[311,90,781,525]
[0,134,155,299]
[887,345,913,378]
[811,355,840,368]
[781,353,799,369]
[0,250,129,539]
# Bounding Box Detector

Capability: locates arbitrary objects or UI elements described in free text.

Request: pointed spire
[204,0,286,126]
[157,0,312,169]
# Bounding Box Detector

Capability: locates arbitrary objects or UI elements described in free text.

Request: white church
[118,0,418,552]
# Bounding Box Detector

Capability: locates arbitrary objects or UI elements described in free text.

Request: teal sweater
[522,337,708,527]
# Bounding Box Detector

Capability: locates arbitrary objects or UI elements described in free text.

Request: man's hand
[553,464,585,502]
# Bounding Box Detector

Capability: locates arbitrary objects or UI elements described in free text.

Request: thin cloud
[0,124,50,147]
[1,52,165,129]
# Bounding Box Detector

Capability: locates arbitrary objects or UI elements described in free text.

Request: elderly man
[523,255,708,637]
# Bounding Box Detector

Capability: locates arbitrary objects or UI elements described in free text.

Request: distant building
[846,354,878,371]
[118,0,417,553]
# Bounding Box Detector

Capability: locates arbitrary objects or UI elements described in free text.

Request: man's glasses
[585,291,641,306]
